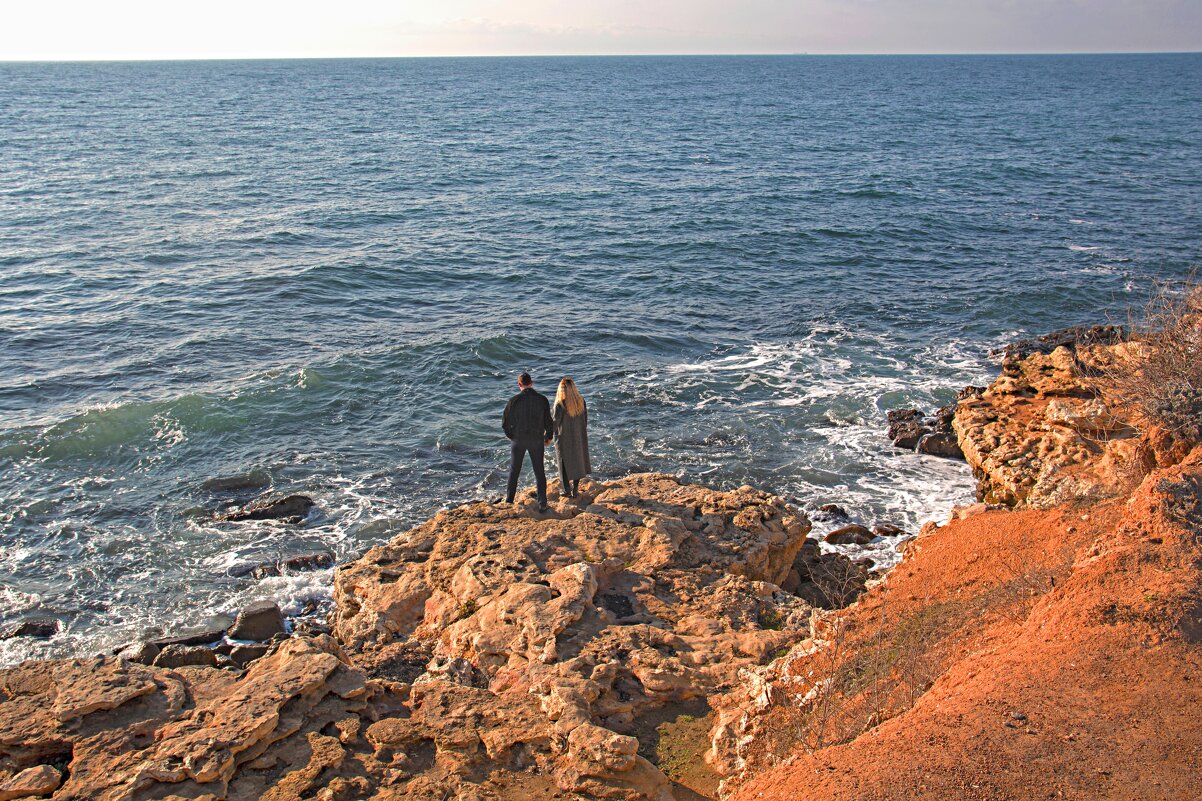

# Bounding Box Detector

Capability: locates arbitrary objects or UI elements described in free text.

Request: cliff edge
[717,326,1202,800]
[0,475,865,801]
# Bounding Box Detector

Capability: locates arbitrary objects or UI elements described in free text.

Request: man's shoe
[538,504,549,513]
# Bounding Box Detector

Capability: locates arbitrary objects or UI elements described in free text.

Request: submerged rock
[200,469,272,494]
[217,493,315,523]
[0,618,60,640]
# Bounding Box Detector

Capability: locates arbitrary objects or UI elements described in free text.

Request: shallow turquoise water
[1,54,1200,663]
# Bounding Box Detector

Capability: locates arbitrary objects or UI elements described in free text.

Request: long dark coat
[553,401,592,481]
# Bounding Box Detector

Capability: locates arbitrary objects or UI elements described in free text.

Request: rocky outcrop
[0,473,869,801]
[0,636,370,801]
[719,445,1202,801]
[992,324,1126,360]
[953,325,1143,508]
[331,474,838,799]
[707,323,1202,801]
[0,764,61,800]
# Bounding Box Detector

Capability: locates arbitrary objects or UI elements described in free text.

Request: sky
[2,0,1200,60]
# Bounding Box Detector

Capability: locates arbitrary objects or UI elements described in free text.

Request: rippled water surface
[2,54,1200,664]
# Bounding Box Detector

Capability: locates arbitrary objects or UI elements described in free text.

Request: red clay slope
[733,449,1202,801]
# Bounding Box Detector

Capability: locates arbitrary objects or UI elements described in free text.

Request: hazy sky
[3,0,1200,60]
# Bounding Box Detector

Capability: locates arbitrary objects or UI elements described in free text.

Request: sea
[2,54,1200,665]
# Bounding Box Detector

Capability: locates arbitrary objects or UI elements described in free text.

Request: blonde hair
[555,377,586,418]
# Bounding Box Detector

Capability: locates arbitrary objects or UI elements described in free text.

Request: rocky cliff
[952,325,1144,508]
[0,475,865,801]
[708,326,1202,800]
[5,326,1199,801]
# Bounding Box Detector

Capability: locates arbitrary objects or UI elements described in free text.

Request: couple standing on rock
[502,372,591,512]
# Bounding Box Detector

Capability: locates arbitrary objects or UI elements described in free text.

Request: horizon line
[2,49,1200,64]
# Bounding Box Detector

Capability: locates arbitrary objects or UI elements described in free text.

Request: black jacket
[503,387,554,442]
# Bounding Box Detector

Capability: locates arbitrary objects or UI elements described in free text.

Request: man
[502,371,554,512]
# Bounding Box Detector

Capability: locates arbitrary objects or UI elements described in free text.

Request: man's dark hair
[518,372,533,387]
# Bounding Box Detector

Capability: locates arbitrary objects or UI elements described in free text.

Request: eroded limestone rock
[953,328,1142,508]
[331,474,825,798]
[1,474,866,801]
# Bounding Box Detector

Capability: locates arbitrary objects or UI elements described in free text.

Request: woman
[552,377,591,498]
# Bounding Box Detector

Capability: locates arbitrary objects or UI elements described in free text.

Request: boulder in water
[200,469,272,494]
[917,431,963,458]
[872,522,908,538]
[886,390,976,461]
[217,493,315,523]
[825,524,874,545]
[1,618,60,640]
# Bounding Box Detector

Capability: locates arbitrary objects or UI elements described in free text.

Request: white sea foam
[627,328,992,570]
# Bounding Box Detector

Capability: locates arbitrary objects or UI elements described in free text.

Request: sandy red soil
[733,451,1202,801]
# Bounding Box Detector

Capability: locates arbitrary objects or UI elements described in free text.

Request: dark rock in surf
[887,388,981,461]
[153,644,219,669]
[200,469,272,494]
[825,524,874,546]
[1,618,60,640]
[229,601,286,642]
[282,551,335,572]
[814,503,850,521]
[872,522,908,538]
[886,409,926,449]
[238,550,337,579]
[217,494,315,524]
[917,431,963,458]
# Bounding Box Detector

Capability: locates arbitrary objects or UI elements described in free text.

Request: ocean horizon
[4,50,1200,62]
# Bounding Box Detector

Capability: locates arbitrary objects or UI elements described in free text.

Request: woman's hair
[555,377,586,418]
